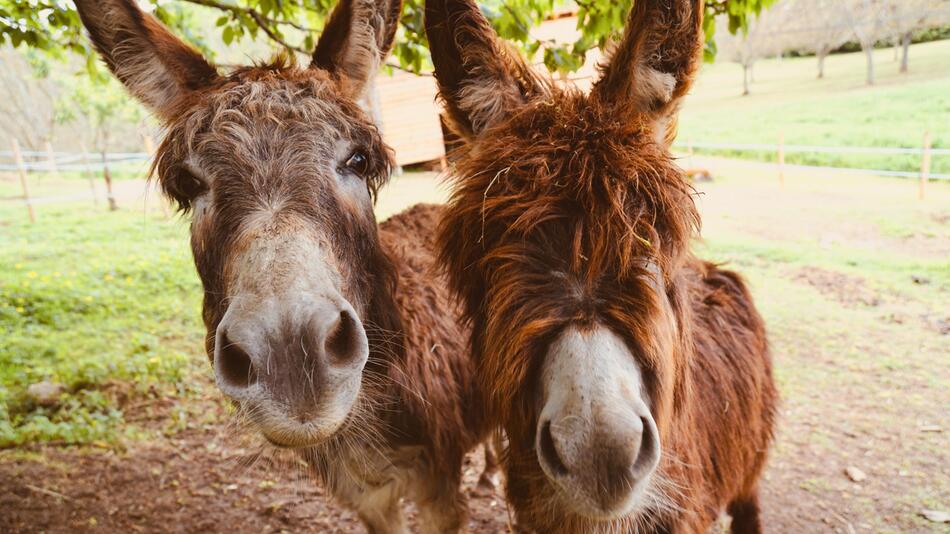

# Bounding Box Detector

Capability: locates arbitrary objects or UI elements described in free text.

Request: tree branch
[178,0,311,54]
[175,0,430,76]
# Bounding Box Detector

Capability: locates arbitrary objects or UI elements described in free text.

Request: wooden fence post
[11,139,36,223]
[43,140,61,179]
[142,134,156,158]
[919,132,932,201]
[777,133,786,189]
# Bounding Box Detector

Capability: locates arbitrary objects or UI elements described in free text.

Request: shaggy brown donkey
[76,0,490,531]
[427,0,778,532]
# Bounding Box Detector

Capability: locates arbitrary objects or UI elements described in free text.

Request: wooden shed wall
[375,70,445,167]
[373,13,592,167]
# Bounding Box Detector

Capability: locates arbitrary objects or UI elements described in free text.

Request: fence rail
[1,139,163,222]
[674,136,949,182]
[0,151,150,172]
[677,141,950,158]
[2,136,946,223]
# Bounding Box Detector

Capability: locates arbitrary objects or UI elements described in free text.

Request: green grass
[0,201,206,447]
[691,168,949,531]
[0,162,151,200]
[678,40,950,174]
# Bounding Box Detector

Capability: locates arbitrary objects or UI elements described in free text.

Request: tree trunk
[817,52,827,79]
[864,45,875,85]
[79,141,98,206]
[900,32,911,73]
[742,65,750,96]
[44,140,60,179]
[101,151,118,211]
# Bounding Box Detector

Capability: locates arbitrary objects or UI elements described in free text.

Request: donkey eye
[178,168,207,198]
[343,151,369,177]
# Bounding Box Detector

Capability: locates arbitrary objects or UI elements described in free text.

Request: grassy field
[0,198,206,447]
[678,39,950,174]
[0,161,151,198]
[693,161,949,532]
[0,168,450,448]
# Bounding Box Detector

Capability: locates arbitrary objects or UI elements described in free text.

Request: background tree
[789,0,853,79]
[842,0,890,85]
[0,49,58,151]
[1,0,776,75]
[882,0,950,73]
[53,72,147,210]
[717,0,794,95]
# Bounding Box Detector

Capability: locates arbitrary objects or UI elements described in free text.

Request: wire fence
[1,136,946,223]
[0,140,161,222]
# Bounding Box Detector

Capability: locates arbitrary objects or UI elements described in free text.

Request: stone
[844,466,866,483]
[26,381,64,406]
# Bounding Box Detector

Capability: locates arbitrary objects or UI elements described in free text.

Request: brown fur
[427,0,778,532]
[313,0,404,97]
[77,0,490,531]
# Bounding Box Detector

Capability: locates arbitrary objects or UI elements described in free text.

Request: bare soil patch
[792,266,881,307]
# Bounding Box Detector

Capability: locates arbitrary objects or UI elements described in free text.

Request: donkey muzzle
[213,295,369,446]
[536,407,661,518]
[536,324,663,518]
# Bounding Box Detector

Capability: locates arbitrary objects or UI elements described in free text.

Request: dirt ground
[2,162,948,533]
[0,397,513,534]
[3,397,909,534]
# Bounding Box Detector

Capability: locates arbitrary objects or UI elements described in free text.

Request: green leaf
[222,25,235,45]
[0,0,773,77]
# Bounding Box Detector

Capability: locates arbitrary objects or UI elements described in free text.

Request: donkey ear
[75,0,219,121]
[591,0,704,135]
[425,0,543,139]
[312,0,403,98]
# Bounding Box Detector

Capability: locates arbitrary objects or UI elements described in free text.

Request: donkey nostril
[538,420,569,477]
[325,309,363,364]
[217,332,257,389]
[631,416,660,478]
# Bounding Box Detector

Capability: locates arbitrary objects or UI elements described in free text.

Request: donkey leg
[414,466,468,534]
[477,438,501,490]
[417,488,467,534]
[727,490,763,534]
[349,483,409,534]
